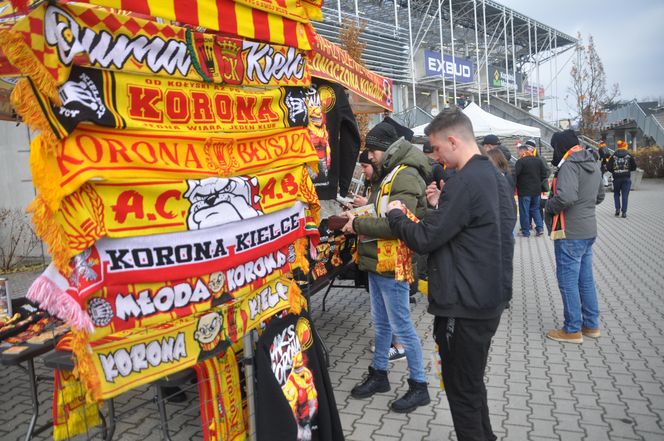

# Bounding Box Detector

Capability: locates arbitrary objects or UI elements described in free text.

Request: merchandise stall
[0,0,393,439]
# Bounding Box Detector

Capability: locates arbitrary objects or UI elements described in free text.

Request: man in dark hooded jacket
[607,139,637,218]
[545,130,605,344]
[340,121,432,414]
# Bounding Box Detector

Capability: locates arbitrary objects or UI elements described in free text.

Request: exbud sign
[423,50,474,84]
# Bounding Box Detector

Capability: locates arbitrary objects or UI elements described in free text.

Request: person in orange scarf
[545,130,605,343]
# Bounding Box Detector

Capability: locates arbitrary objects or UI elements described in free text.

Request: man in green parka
[340,121,432,413]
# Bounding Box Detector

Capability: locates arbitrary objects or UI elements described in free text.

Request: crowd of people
[336,108,638,440]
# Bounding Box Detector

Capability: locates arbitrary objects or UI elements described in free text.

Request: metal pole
[473,0,481,106]
[503,8,509,103]
[244,331,257,441]
[394,0,399,30]
[536,24,542,119]
[337,0,341,24]
[554,33,559,123]
[482,0,489,106]
[448,0,457,105]
[548,29,553,123]
[354,0,358,18]
[408,0,417,110]
[528,19,533,109]
[438,0,447,107]
[510,10,517,106]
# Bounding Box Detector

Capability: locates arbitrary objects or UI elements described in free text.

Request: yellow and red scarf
[549,145,583,240]
[30,126,318,212]
[31,165,319,267]
[0,2,311,103]
[79,277,304,401]
[194,350,246,441]
[14,66,309,147]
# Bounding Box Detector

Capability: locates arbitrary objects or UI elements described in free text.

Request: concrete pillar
[431,89,439,115]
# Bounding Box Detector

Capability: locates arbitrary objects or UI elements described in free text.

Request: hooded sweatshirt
[353,138,432,274]
[545,149,605,240]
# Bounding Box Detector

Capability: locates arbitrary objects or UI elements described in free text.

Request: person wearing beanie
[515,144,549,237]
[387,108,516,441]
[545,129,605,344]
[339,120,432,414]
[607,140,637,218]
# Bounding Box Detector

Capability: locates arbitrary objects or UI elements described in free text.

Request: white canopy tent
[412,102,541,139]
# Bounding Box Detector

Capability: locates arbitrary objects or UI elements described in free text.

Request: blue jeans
[554,239,600,333]
[368,272,426,383]
[613,177,631,214]
[518,195,543,236]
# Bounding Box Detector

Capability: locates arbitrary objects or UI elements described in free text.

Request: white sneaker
[388,346,406,362]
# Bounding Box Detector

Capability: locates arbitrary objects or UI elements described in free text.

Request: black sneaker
[536,230,544,237]
[388,346,406,363]
[351,366,390,399]
[615,211,620,217]
[621,213,627,218]
[390,379,430,413]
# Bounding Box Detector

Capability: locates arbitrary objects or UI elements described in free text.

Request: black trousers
[434,315,502,441]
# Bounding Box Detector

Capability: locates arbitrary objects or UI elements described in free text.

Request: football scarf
[310,34,394,111]
[31,165,320,268]
[60,0,315,48]
[84,244,303,341]
[194,350,246,441]
[373,165,417,282]
[549,146,582,240]
[14,66,309,147]
[82,277,305,400]
[52,336,102,441]
[0,2,311,102]
[29,126,317,212]
[27,202,317,322]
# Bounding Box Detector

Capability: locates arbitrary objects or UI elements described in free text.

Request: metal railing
[607,100,664,147]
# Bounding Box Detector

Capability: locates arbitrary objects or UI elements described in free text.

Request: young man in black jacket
[386,109,516,441]
[515,144,549,237]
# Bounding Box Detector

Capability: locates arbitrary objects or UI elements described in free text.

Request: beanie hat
[358,149,371,164]
[481,134,500,145]
[525,139,537,149]
[365,122,399,151]
[550,129,579,166]
[383,116,414,142]
[422,141,433,153]
[617,139,628,150]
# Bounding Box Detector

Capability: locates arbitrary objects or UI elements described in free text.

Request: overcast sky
[500,0,664,108]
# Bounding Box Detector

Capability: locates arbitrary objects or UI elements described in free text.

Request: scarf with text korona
[0,2,311,103]
[31,164,320,270]
[30,126,318,213]
[26,203,318,325]
[14,66,309,147]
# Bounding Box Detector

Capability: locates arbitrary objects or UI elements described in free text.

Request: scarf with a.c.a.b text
[31,164,320,272]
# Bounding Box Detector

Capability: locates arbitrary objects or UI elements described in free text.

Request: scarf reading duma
[14,66,309,148]
[29,126,318,212]
[31,165,319,271]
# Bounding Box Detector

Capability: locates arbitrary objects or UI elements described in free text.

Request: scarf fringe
[0,30,61,105]
[288,279,307,314]
[30,135,64,211]
[11,78,60,148]
[28,196,75,274]
[26,276,94,333]
[294,237,310,275]
[71,330,102,403]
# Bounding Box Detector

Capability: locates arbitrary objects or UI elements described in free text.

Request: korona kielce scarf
[31,164,320,269]
[83,243,303,340]
[27,202,317,328]
[374,165,418,283]
[194,349,246,441]
[549,145,583,240]
[30,126,318,212]
[77,277,306,401]
[0,1,311,103]
[14,65,309,147]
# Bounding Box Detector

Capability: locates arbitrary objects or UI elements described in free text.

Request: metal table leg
[106,398,116,441]
[24,358,39,441]
[155,387,173,441]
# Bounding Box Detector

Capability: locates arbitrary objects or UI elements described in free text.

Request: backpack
[613,154,631,176]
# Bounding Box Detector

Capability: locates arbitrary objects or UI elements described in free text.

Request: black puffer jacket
[388,155,516,319]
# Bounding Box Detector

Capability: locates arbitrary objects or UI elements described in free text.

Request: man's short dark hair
[424,108,475,141]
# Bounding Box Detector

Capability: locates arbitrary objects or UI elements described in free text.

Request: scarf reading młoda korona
[0,2,311,103]
[549,145,583,240]
[83,277,307,401]
[15,66,309,147]
[27,203,317,328]
[374,165,419,283]
[32,164,319,270]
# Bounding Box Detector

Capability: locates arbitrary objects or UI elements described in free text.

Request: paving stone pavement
[1,180,663,441]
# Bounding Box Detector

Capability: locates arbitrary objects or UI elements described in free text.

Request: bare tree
[570,34,620,139]
[339,18,370,146]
